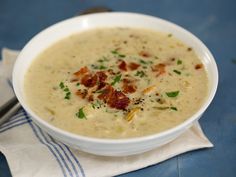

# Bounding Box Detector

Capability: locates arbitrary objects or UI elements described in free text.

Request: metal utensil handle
[0,102,21,125]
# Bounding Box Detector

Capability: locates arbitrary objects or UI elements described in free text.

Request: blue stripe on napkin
[23,110,86,177]
[0,112,32,133]
[0,109,85,177]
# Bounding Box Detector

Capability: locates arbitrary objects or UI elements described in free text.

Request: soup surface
[24,28,208,138]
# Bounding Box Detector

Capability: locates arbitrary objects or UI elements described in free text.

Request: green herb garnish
[76,107,86,119]
[91,65,107,70]
[168,34,172,37]
[111,50,126,58]
[91,100,102,109]
[139,59,153,65]
[140,59,147,64]
[64,91,71,99]
[153,106,169,110]
[111,74,122,86]
[166,91,179,97]
[99,65,107,70]
[59,82,71,100]
[98,56,109,63]
[170,107,178,111]
[173,69,181,75]
[76,82,80,87]
[59,82,65,89]
[95,90,105,93]
[177,59,182,65]
[63,87,69,92]
[135,70,147,78]
[153,106,178,111]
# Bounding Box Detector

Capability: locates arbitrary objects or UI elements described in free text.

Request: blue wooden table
[1,0,236,176]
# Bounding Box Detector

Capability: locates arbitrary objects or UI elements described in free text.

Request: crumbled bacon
[95,71,107,90]
[123,84,137,94]
[108,90,130,109]
[76,89,88,99]
[98,85,114,102]
[122,78,137,94]
[139,51,151,58]
[152,63,166,77]
[128,62,140,70]
[118,60,127,71]
[96,71,107,82]
[98,85,130,109]
[88,94,94,102]
[81,74,98,87]
[73,66,89,77]
[195,64,203,70]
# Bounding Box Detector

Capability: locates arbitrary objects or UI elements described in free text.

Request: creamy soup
[24,28,208,139]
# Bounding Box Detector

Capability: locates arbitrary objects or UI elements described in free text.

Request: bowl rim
[13,12,218,144]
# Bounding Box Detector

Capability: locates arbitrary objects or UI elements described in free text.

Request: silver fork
[0,96,21,125]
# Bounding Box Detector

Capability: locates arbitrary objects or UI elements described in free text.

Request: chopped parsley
[91,100,102,109]
[64,92,71,100]
[59,82,71,100]
[166,91,179,97]
[91,64,107,70]
[111,50,126,58]
[76,82,80,87]
[95,90,105,93]
[173,69,181,75]
[63,87,69,92]
[177,59,182,65]
[76,107,86,119]
[170,107,178,111]
[135,70,147,78]
[153,106,178,111]
[98,56,109,63]
[111,74,122,86]
[153,106,169,110]
[139,59,153,65]
[59,82,65,89]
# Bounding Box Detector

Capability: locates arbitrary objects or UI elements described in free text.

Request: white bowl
[13,12,218,156]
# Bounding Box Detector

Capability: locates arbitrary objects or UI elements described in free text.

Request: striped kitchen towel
[0,48,213,177]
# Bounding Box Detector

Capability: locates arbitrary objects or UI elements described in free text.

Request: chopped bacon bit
[96,71,107,82]
[88,95,94,102]
[108,90,130,110]
[152,63,166,77]
[128,62,140,70]
[95,71,107,90]
[98,85,114,102]
[81,74,98,87]
[195,64,203,70]
[123,84,137,94]
[73,66,89,77]
[76,89,88,99]
[122,78,137,94]
[139,51,151,58]
[118,60,127,71]
[98,85,130,109]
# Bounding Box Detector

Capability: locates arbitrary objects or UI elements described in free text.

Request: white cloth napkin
[0,48,213,177]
